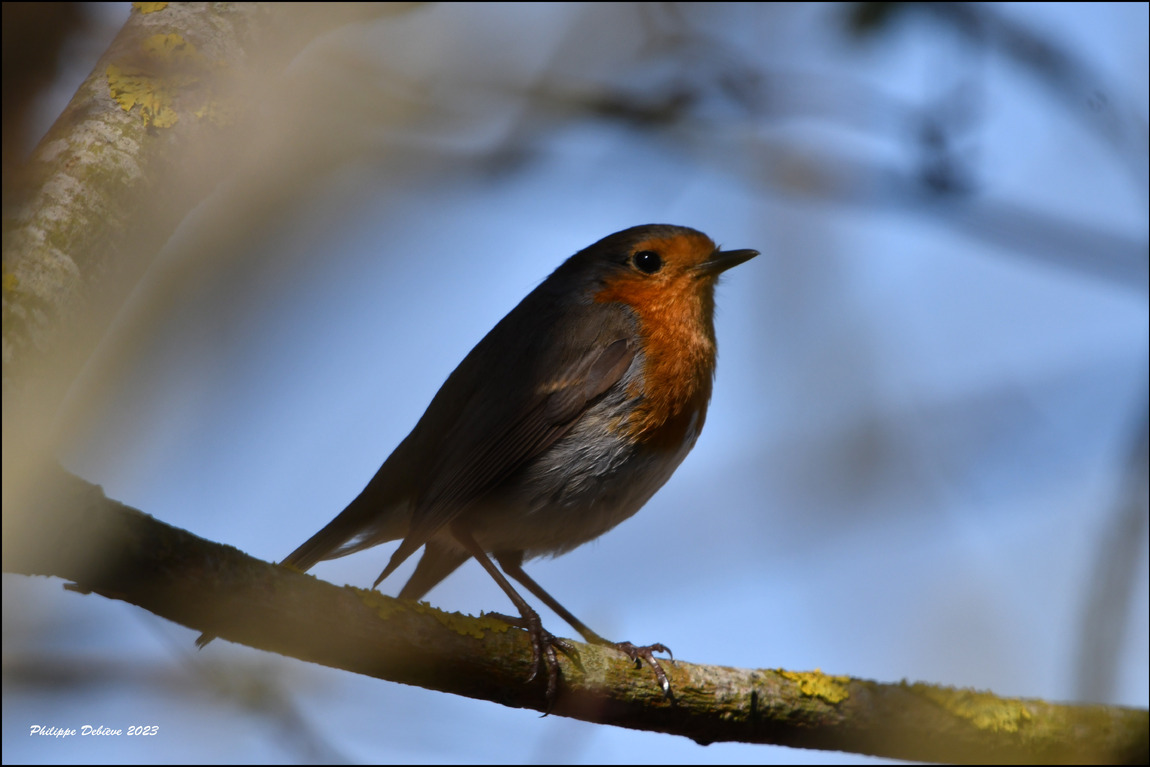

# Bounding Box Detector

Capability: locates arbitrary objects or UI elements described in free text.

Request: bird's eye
[632,250,663,274]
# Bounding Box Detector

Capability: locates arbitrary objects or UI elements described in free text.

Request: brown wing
[417,335,634,521]
[369,300,638,586]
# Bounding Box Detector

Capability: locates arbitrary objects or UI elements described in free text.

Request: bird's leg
[451,527,575,710]
[495,552,673,698]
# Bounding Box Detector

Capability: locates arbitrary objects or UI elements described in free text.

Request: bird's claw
[612,640,674,698]
[489,612,577,712]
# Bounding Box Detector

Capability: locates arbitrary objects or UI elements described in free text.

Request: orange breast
[594,264,718,451]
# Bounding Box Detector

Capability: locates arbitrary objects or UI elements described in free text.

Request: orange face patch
[592,231,720,447]
[633,231,718,270]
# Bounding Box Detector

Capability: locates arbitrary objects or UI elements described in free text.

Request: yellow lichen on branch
[779,668,851,704]
[106,32,228,128]
[913,682,1034,733]
[106,61,179,128]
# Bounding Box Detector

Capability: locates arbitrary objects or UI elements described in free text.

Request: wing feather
[412,336,634,542]
[371,319,637,586]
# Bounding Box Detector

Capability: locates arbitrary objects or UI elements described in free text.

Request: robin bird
[199,224,757,705]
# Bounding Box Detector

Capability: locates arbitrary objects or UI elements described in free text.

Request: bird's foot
[489,611,577,711]
[607,640,674,698]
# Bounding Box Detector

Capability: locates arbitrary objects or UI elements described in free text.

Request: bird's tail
[196,473,409,648]
[279,488,408,572]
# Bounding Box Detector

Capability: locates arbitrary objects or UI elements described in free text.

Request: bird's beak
[695,248,759,277]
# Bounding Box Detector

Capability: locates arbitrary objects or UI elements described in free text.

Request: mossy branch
[4,465,1146,765]
[2,1,415,430]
